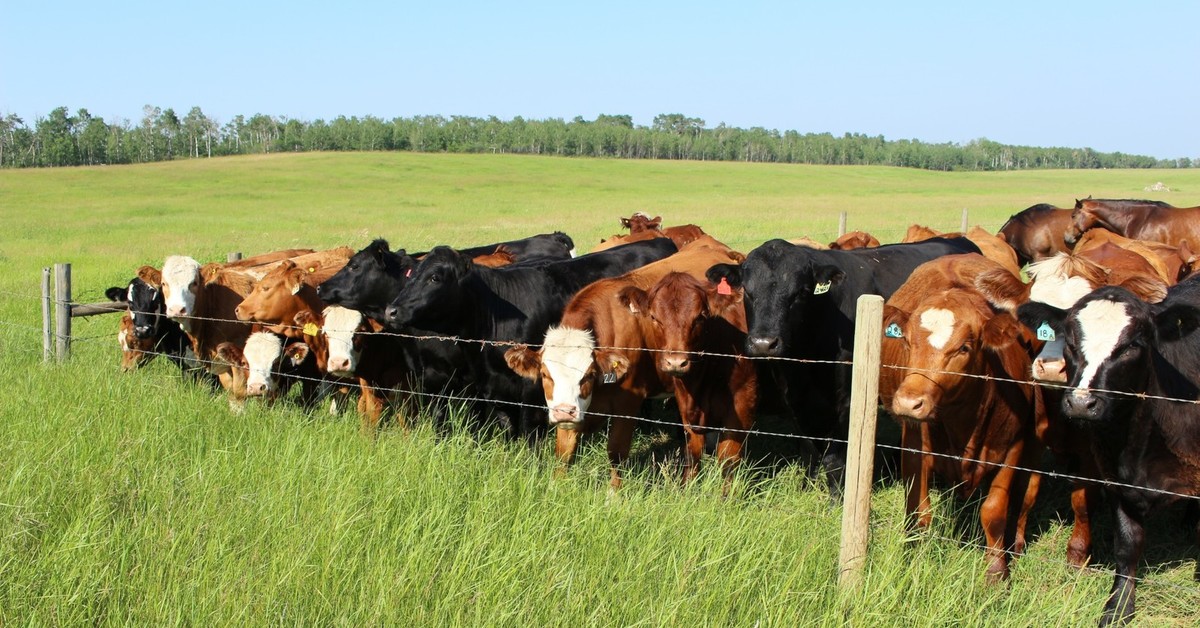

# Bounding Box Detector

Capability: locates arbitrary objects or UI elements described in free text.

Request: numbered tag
[602,372,617,384]
[303,322,321,337]
[885,323,904,338]
[813,281,832,295]
[1036,322,1056,342]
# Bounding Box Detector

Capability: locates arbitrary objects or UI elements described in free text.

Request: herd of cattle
[105,201,1200,625]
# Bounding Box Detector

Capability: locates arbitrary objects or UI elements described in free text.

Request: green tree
[38,106,78,166]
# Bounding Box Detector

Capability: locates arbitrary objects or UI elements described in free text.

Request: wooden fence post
[42,267,52,362]
[227,251,243,262]
[54,263,71,362]
[838,294,883,592]
[838,212,848,238]
[961,208,969,233]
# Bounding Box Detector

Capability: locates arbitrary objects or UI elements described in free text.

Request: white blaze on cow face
[242,332,284,396]
[1073,299,1130,394]
[161,255,202,332]
[322,306,364,376]
[919,308,956,350]
[540,326,597,425]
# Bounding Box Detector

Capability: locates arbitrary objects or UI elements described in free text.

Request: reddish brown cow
[470,245,518,268]
[233,247,355,338]
[1071,228,1196,284]
[116,313,155,372]
[997,203,1073,267]
[592,213,707,252]
[880,254,1045,582]
[619,272,755,490]
[212,331,312,408]
[904,225,1021,277]
[505,236,744,488]
[828,230,880,250]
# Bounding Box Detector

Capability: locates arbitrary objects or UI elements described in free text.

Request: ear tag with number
[717,277,732,295]
[602,372,617,384]
[885,323,904,338]
[303,322,321,337]
[813,281,832,295]
[1036,322,1056,342]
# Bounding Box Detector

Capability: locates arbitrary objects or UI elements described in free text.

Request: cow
[706,236,980,495]
[879,254,1044,582]
[1016,280,1200,626]
[620,271,756,492]
[828,230,880,250]
[233,248,355,339]
[997,203,1074,267]
[294,306,417,434]
[211,331,313,408]
[411,231,576,261]
[386,238,679,439]
[904,225,1022,277]
[593,213,707,252]
[503,237,743,487]
[105,266,195,374]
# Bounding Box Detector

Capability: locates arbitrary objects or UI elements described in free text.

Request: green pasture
[1,153,1199,625]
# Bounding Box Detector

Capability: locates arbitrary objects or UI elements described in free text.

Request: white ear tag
[885,323,904,338]
[1036,322,1056,341]
[813,281,832,295]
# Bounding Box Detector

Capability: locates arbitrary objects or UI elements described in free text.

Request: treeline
[1,106,1194,171]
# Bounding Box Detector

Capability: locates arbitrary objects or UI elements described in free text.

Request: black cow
[410,231,576,261]
[316,239,419,323]
[105,268,197,374]
[706,236,981,494]
[384,238,678,438]
[1017,280,1200,626]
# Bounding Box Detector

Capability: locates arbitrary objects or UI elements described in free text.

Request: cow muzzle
[1031,357,1068,383]
[746,335,783,357]
[549,404,581,428]
[660,353,692,376]
[1062,389,1103,421]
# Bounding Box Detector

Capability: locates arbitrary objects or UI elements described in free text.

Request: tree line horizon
[1,105,1194,171]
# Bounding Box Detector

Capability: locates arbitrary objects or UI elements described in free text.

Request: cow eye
[959,343,971,354]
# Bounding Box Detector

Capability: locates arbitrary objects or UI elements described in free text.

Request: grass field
[2,153,1199,625]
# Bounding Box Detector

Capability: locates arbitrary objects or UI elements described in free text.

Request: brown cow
[233,247,355,338]
[880,254,1044,582]
[593,213,707,252]
[470,245,518,268]
[116,313,155,372]
[828,230,880,250]
[1071,228,1195,284]
[212,331,312,407]
[997,203,1073,267]
[904,225,1021,277]
[619,272,755,491]
[505,236,744,488]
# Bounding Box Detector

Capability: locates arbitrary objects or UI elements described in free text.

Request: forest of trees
[0,105,1193,171]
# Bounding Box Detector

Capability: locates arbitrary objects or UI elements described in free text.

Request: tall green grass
[1,153,1198,625]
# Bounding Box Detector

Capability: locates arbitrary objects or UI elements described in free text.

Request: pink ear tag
[405,268,412,278]
[717,277,732,295]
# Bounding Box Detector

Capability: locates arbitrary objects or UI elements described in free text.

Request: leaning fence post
[54,263,71,362]
[838,294,883,592]
[838,212,848,238]
[227,251,243,262]
[42,267,52,362]
[961,208,969,233]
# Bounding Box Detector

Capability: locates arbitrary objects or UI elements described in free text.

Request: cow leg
[682,427,704,485]
[554,427,581,476]
[358,379,385,437]
[1009,446,1042,558]
[607,417,636,491]
[1066,482,1097,568]
[901,422,933,532]
[1101,501,1146,627]
[980,461,1018,583]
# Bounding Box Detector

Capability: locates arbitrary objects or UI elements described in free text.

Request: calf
[593,213,707,252]
[212,331,313,407]
[1017,280,1200,626]
[106,266,194,373]
[621,272,756,491]
[706,236,980,495]
[880,255,1044,582]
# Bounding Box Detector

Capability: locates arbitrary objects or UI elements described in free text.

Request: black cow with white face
[384,238,678,438]
[706,236,980,494]
[1018,280,1200,626]
[105,266,195,373]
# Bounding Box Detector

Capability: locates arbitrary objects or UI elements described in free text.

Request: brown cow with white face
[213,331,312,407]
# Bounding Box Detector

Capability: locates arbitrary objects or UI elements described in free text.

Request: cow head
[316,239,416,321]
[234,260,308,323]
[708,240,844,357]
[505,326,629,428]
[106,266,166,340]
[161,255,203,333]
[116,313,156,371]
[384,246,472,331]
[305,306,368,377]
[213,332,310,400]
[888,290,1029,422]
[619,272,743,377]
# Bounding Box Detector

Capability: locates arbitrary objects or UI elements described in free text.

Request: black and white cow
[706,236,981,494]
[383,238,678,438]
[1017,279,1200,626]
[105,266,196,373]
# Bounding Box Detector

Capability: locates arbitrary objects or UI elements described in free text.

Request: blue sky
[3,1,1196,159]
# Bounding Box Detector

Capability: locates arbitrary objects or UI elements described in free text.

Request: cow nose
[328,357,352,374]
[892,391,931,421]
[661,354,690,376]
[1032,357,1068,383]
[384,305,401,325]
[549,404,579,426]
[134,325,153,338]
[746,335,782,357]
[246,382,267,396]
[1063,390,1100,419]
[167,305,186,318]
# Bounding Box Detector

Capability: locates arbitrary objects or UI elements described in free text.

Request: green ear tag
[885,323,904,338]
[813,281,832,295]
[1036,322,1056,342]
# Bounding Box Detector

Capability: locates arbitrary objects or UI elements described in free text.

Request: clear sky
[3,0,1196,160]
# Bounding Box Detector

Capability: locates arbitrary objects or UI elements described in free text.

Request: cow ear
[882,305,909,341]
[975,268,1028,314]
[1016,301,1067,339]
[706,282,743,317]
[1155,303,1200,342]
[617,286,650,315]
[137,265,162,287]
[812,265,846,292]
[504,345,542,380]
[212,342,242,374]
[106,286,129,303]
[1119,275,1168,304]
[619,216,632,229]
[594,349,629,382]
[707,263,742,288]
[284,342,310,367]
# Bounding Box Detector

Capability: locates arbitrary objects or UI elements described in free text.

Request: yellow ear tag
[307,267,316,273]
[303,322,320,336]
